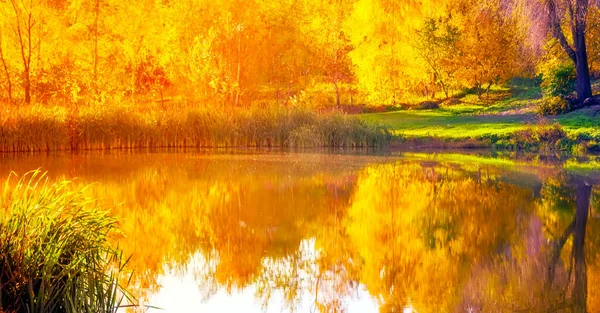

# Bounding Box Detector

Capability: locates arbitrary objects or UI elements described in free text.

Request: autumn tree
[0,0,48,103]
[585,5,600,74]
[346,0,440,104]
[0,31,12,102]
[0,0,87,104]
[541,0,595,102]
[305,0,356,107]
[455,1,521,98]
[415,17,461,99]
[133,56,171,107]
[256,0,314,105]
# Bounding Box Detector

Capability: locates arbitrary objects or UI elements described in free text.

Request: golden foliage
[0,0,576,106]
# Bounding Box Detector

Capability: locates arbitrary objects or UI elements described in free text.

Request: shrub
[413,101,440,110]
[538,96,573,116]
[512,122,568,150]
[0,171,131,313]
[540,63,576,98]
[534,123,567,143]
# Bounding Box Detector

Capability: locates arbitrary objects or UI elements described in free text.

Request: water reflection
[0,152,598,312]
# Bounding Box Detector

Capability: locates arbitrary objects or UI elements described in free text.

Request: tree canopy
[0,0,598,105]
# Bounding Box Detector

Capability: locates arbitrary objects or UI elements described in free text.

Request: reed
[0,104,390,153]
[0,171,131,313]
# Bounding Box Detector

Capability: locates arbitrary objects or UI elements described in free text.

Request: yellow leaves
[0,0,545,104]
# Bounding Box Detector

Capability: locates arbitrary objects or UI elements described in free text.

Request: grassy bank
[0,104,390,153]
[0,171,130,313]
[363,84,600,152]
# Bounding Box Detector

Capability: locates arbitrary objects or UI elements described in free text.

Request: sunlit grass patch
[363,83,600,151]
[0,170,131,313]
[363,110,529,139]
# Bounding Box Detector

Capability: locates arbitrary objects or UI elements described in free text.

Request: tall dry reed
[0,104,390,152]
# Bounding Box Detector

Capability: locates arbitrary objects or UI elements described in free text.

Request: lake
[1,150,599,313]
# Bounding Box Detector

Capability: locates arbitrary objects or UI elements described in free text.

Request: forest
[0,0,597,107]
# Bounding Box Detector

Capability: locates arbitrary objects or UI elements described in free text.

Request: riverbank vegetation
[0,104,389,152]
[0,171,131,313]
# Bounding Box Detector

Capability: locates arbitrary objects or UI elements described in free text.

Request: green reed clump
[0,103,390,152]
[0,171,131,313]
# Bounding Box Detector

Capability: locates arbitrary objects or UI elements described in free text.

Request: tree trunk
[24,68,30,103]
[547,0,593,103]
[235,28,241,107]
[93,0,100,95]
[0,36,12,102]
[25,9,32,104]
[574,29,593,102]
[440,81,449,99]
[334,80,341,108]
[160,89,165,110]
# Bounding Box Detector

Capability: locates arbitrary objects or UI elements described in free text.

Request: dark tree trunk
[485,83,493,99]
[441,81,449,99]
[546,0,593,103]
[574,30,593,102]
[476,84,483,99]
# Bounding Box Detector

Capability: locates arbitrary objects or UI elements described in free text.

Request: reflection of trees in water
[460,174,598,313]
[36,155,600,313]
[345,162,537,313]
[341,162,600,313]
[65,157,360,303]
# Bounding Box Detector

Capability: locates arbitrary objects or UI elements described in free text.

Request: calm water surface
[1,151,599,313]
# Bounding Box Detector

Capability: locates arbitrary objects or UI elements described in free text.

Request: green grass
[0,171,132,313]
[363,109,529,139]
[554,109,600,140]
[362,83,600,149]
